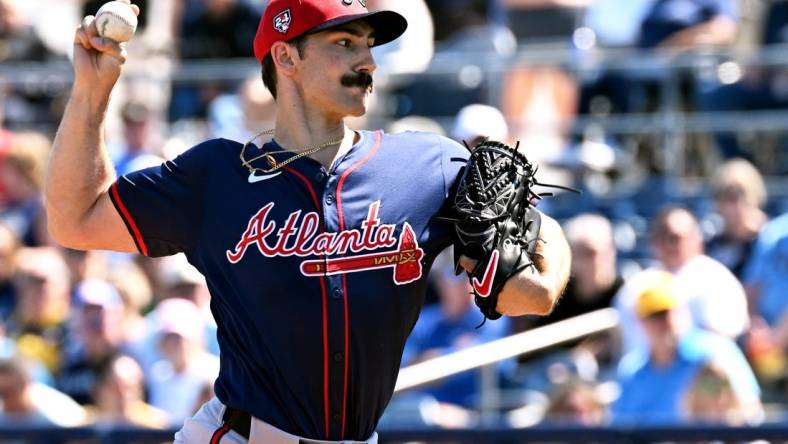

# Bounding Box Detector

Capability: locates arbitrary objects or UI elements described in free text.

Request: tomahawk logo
[226,201,424,285]
[273,9,292,34]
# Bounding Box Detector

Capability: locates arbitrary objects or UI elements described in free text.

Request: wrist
[70,83,112,114]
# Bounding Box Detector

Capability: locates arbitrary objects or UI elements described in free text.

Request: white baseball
[95,1,138,43]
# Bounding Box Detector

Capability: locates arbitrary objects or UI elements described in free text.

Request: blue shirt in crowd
[402,303,511,408]
[638,0,738,49]
[612,328,759,424]
[743,213,788,327]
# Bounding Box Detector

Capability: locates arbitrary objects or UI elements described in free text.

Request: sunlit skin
[715,187,766,241]
[287,23,377,119]
[269,20,377,169]
[651,209,703,273]
[639,307,691,368]
[46,0,568,327]
[570,238,617,299]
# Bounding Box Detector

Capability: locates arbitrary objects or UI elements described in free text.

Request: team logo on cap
[273,9,292,34]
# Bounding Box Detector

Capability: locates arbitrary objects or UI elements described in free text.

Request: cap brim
[309,10,408,48]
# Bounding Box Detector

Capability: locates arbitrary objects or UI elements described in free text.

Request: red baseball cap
[254,0,408,62]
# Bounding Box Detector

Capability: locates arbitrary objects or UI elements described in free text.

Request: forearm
[45,86,116,242]
[496,215,571,316]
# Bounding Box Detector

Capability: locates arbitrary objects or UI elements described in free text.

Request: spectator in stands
[544,214,623,324]
[89,354,169,428]
[106,260,153,346]
[652,207,749,338]
[514,214,623,371]
[574,0,656,120]
[0,0,55,63]
[129,254,218,371]
[706,159,768,279]
[62,247,104,281]
[367,0,434,76]
[612,274,761,424]
[541,379,606,426]
[617,207,750,356]
[582,0,655,48]
[112,102,164,177]
[579,0,738,153]
[0,222,18,321]
[425,0,506,43]
[450,103,509,147]
[0,356,51,423]
[170,0,260,120]
[504,0,590,43]
[7,247,70,373]
[208,75,277,142]
[157,254,214,343]
[147,298,219,425]
[178,0,259,59]
[56,280,128,405]
[0,355,89,426]
[683,361,753,425]
[696,1,788,164]
[0,132,51,246]
[741,212,788,387]
[638,0,738,51]
[60,247,108,294]
[0,1,62,128]
[401,259,511,410]
[393,1,514,118]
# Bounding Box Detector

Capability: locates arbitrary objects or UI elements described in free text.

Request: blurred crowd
[0,0,786,434]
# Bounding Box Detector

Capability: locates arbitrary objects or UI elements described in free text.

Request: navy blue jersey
[109,130,469,440]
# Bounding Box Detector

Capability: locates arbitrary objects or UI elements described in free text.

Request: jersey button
[333,352,343,362]
[332,288,343,299]
[325,193,335,205]
[315,171,326,182]
[332,413,342,422]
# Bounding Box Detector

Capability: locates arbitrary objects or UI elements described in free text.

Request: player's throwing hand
[72,1,139,92]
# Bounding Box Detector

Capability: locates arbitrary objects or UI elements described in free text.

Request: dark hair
[262,35,310,100]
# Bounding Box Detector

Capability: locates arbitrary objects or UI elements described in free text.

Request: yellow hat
[636,272,678,318]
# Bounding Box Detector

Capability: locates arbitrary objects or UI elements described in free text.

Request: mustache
[341,71,374,92]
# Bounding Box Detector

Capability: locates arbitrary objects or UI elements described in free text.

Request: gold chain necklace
[240,129,344,174]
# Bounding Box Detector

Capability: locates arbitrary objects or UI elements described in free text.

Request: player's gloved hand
[72,0,139,93]
[446,140,576,322]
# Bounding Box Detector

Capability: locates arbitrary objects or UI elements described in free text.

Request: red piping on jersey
[210,424,230,444]
[283,165,330,438]
[335,130,383,437]
[110,182,149,256]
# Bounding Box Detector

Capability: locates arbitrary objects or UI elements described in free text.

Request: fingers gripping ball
[95,1,138,43]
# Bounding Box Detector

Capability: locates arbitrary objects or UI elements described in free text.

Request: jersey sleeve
[438,136,469,200]
[109,140,215,257]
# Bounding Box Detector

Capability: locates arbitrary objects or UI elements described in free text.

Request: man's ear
[270,41,298,78]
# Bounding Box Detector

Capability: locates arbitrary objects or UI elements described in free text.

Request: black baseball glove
[444,140,572,322]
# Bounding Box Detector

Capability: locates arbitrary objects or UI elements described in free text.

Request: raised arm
[45,1,140,252]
